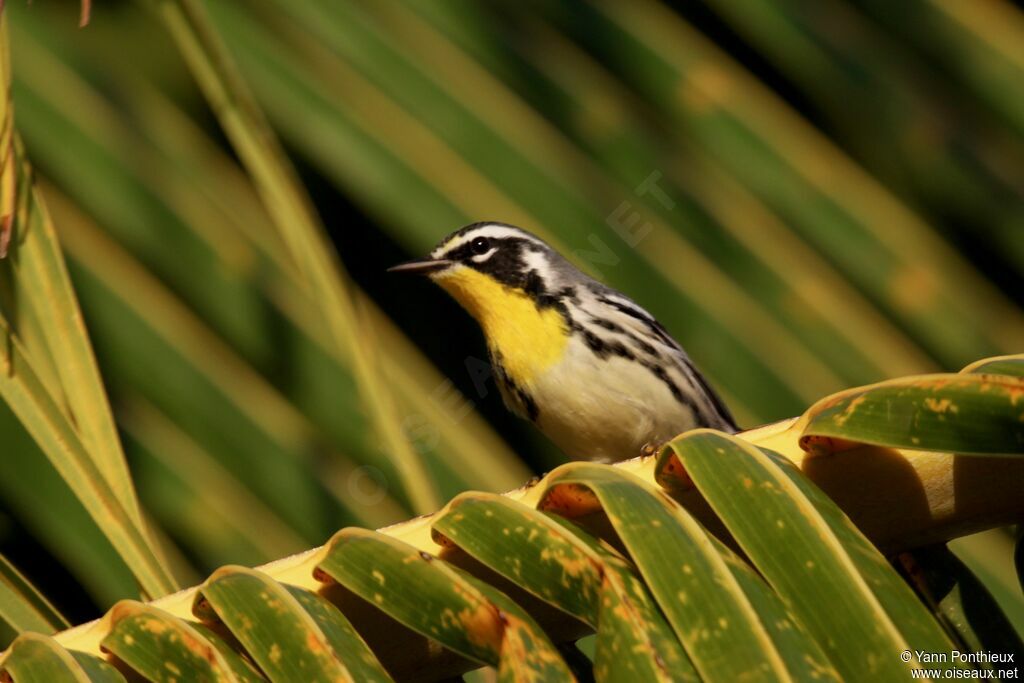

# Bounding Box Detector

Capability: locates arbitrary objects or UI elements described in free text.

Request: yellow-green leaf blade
[801,374,1024,455]
[66,652,126,683]
[189,623,267,683]
[316,528,572,680]
[433,492,695,682]
[706,535,841,683]
[193,567,352,683]
[101,600,239,683]
[9,146,143,532]
[282,586,391,683]
[664,430,963,680]
[461,573,577,683]
[540,463,836,683]
[434,493,603,625]
[0,633,91,683]
[49,189,403,534]
[121,397,308,568]
[0,404,139,604]
[0,315,175,598]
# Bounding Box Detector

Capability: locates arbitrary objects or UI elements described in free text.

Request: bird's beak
[386,258,452,276]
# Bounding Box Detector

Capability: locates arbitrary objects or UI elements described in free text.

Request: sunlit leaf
[433,492,696,681]
[0,633,93,683]
[194,567,354,682]
[316,529,573,680]
[801,374,1024,456]
[663,430,963,680]
[539,464,837,682]
[102,601,239,683]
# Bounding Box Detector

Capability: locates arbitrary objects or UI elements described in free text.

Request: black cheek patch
[475,246,528,288]
[446,237,531,288]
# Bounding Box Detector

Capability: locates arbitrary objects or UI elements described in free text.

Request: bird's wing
[575,288,739,432]
[577,288,683,354]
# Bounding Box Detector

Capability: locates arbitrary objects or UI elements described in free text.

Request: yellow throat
[433,267,569,385]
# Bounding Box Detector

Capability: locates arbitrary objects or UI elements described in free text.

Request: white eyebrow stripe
[432,224,544,257]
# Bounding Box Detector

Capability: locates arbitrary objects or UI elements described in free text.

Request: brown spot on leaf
[192,596,217,622]
[799,435,860,457]
[432,531,457,549]
[655,452,693,491]
[538,483,600,517]
[312,567,335,585]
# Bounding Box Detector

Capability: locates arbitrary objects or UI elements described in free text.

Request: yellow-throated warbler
[390,222,737,461]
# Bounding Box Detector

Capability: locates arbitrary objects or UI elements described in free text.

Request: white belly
[527,337,697,462]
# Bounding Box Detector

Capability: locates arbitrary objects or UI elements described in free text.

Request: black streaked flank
[515,262,723,422]
[629,336,658,357]
[492,351,540,422]
[641,359,698,414]
[589,317,627,334]
[517,388,540,422]
[571,321,636,361]
[557,286,579,304]
[568,311,698,414]
[588,316,658,356]
[682,357,738,432]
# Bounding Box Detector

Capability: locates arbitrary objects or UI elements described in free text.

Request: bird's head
[389,222,573,326]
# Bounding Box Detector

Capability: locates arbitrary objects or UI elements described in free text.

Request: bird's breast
[433,267,569,385]
[531,337,698,460]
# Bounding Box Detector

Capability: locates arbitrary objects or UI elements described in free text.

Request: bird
[389,222,737,462]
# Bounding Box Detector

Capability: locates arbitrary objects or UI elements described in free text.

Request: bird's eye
[470,237,491,255]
